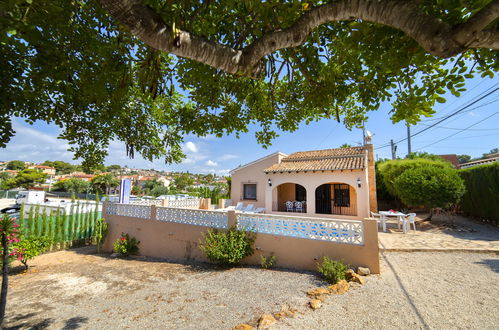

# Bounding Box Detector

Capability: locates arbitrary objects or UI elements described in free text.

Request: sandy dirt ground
[3,246,498,329]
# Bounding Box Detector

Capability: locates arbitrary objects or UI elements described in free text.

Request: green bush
[260,255,276,269]
[378,158,452,197]
[459,163,499,224]
[95,218,108,253]
[113,233,140,256]
[393,165,465,212]
[317,256,348,284]
[199,226,255,267]
[15,236,51,270]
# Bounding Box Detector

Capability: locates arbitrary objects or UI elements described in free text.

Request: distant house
[438,154,460,169]
[28,165,56,176]
[62,172,96,182]
[230,145,377,220]
[460,153,499,169]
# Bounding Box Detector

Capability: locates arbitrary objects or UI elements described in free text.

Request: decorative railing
[166,199,201,209]
[105,203,151,219]
[156,207,227,229]
[104,203,364,245]
[236,213,363,245]
[130,199,163,206]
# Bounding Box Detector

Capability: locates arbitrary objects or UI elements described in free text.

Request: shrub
[199,226,255,267]
[113,233,140,256]
[317,256,348,284]
[15,236,51,270]
[458,163,499,224]
[260,255,276,269]
[378,158,452,197]
[95,218,109,253]
[393,165,465,217]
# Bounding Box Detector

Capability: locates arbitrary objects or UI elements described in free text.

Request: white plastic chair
[235,202,244,211]
[405,213,417,232]
[254,207,265,213]
[371,211,387,232]
[294,201,303,213]
[285,201,294,212]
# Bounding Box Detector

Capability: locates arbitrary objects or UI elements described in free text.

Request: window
[333,184,350,207]
[243,184,257,200]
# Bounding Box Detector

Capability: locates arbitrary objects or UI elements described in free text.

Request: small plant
[14,236,51,270]
[317,256,348,284]
[95,218,108,253]
[260,255,276,269]
[113,233,140,256]
[199,226,255,267]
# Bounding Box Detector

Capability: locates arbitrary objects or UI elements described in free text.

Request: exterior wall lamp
[268,178,272,187]
[357,178,362,188]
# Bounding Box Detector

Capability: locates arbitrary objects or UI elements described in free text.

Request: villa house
[230,145,377,220]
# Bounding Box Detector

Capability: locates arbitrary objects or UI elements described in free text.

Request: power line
[377,86,499,149]
[420,98,499,122]
[417,123,499,131]
[415,111,499,151]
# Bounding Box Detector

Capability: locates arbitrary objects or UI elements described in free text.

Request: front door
[315,184,331,214]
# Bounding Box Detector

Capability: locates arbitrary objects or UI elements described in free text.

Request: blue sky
[1,76,497,175]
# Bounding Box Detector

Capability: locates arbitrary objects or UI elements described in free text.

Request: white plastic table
[380,211,408,233]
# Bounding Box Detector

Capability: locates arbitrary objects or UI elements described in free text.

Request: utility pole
[407,123,412,156]
[390,139,397,160]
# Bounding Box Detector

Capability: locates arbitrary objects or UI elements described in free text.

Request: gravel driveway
[4,247,499,329]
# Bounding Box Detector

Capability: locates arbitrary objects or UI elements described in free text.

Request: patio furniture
[285,201,294,212]
[254,207,266,213]
[379,210,407,233]
[371,211,387,232]
[294,201,304,213]
[243,204,255,212]
[235,202,244,211]
[405,213,417,232]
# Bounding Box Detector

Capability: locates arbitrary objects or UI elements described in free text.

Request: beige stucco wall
[230,153,286,209]
[103,211,380,273]
[266,169,370,220]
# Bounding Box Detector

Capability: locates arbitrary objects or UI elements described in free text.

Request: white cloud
[217,154,239,161]
[184,141,198,153]
[205,160,218,167]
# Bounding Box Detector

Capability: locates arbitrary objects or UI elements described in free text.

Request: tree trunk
[0,233,9,325]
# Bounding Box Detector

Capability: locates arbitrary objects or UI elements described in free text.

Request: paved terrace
[378,214,499,252]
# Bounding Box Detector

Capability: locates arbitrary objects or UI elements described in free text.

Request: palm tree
[91,174,119,195]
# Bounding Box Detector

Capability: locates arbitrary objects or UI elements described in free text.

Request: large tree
[1,0,498,167]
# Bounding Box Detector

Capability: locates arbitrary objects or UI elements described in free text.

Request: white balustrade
[105,203,151,219]
[166,199,201,209]
[130,200,163,206]
[236,213,364,245]
[156,207,227,228]
[104,202,363,245]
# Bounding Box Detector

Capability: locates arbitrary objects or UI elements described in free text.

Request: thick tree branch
[99,0,499,78]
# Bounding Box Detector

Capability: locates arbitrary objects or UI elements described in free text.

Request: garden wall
[102,204,380,273]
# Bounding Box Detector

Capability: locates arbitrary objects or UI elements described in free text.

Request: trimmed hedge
[458,163,499,224]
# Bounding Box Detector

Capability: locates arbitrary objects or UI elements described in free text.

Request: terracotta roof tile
[264,147,366,173]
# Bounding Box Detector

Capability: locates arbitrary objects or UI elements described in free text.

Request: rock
[258,314,276,328]
[233,324,253,330]
[273,312,287,320]
[307,287,330,297]
[345,269,356,281]
[351,273,366,285]
[309,299,322,310]
[328,280,349,294]
[110,253,119,258]
[357,267,370,276]
[284,308,297,318]
[315,294,328,302]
